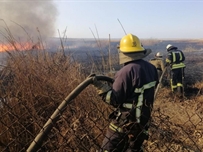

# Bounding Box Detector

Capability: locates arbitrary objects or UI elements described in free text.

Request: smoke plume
[0,0,58,41]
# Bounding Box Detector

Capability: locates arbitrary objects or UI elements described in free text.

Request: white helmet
[155,52,163,57]
[166,44,173,50]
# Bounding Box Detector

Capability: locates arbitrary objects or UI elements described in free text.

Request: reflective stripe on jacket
[123,81,156,123]
[171,62,185,69]
[166,49,185,69]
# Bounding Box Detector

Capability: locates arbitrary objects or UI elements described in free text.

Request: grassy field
[0,37,203,151]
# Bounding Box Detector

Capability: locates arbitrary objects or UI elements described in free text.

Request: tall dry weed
[0,25,113,151]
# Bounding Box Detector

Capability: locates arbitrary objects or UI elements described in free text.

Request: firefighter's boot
[177,83,183,98]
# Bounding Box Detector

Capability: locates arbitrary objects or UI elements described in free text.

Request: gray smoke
[0,0,58,41]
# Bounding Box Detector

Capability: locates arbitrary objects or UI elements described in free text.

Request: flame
[0,42,42,52]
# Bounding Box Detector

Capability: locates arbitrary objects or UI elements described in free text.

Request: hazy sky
[54,0,203,39]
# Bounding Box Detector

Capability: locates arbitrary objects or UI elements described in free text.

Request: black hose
[26,75,114,152]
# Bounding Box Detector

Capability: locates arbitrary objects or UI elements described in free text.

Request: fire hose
[154,67,167,99]
[27,71,164,152]
[26,75,114,152]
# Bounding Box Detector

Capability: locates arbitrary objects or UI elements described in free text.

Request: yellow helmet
[119,34,145,53]
[118,34,152,64]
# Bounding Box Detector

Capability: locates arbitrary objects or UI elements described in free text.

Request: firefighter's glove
[93,80,111,95]
[88,74,111,95]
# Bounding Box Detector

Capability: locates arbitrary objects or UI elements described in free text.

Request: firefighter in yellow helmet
[91,34,158,152]
[149,52,166,87]
[166,44,185,96]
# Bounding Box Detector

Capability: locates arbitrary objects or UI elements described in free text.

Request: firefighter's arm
[181,51,185,62]
[165,52,172,65]
[92,80,111,95]
[88,74,112,105]
[92,80,113,105]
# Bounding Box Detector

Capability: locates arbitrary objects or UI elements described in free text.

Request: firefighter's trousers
[170,67,184,93]
[100,123,147,152]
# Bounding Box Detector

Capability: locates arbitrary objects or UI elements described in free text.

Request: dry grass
[0,48,87,150]
[0,29,113,151]
[147,51,203,152]
[0,28,203,151]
